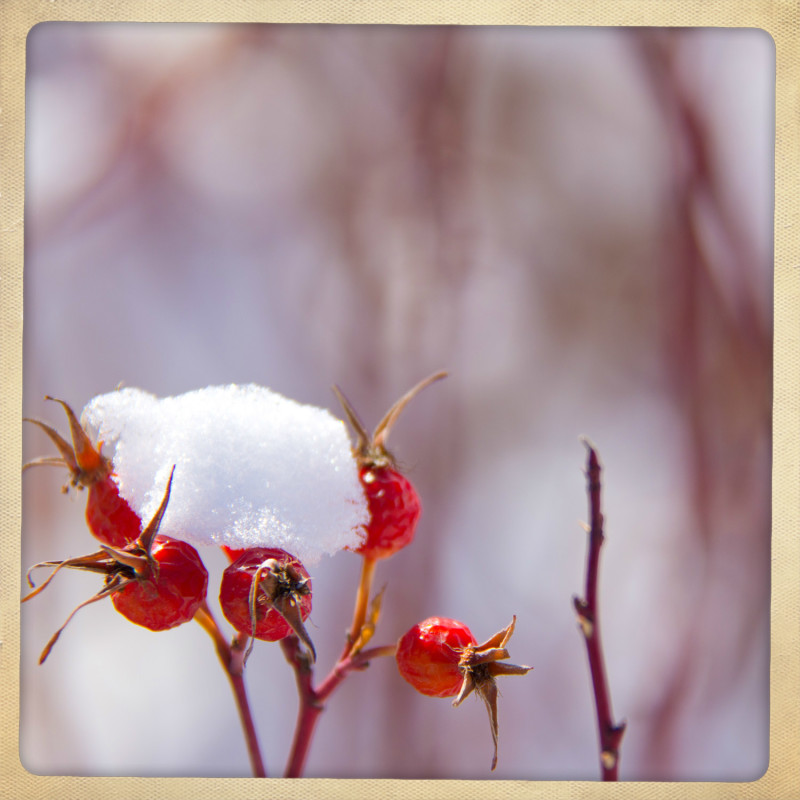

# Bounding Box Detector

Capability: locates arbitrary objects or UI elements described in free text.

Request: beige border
[2,2,798,798]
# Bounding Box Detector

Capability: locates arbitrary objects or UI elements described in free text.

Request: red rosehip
[22,468,208,662]
[333,371,446,561]
[396,616,477,697]
[358,466,421,560]
[395,616,532,771]
[220,547,315,661]
[24,396,142,547]
[85,474,143,548]
[111,534,208,632]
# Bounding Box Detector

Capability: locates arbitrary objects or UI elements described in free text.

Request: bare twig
[573,441,626,780]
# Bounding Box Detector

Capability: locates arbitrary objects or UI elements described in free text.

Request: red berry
[220,547,315,660]
[395,616,532,770]
[357,466,421,560]
[22,467,208,663]
[396,617,476,697]
[111,534,208,631]
[332,372,446,561]
[86,476,142,548]
[24,396,142,547]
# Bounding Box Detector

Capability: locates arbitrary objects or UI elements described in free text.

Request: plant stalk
[281,636,396,777]
[195,601,267,778]
[573,441,626,780]
[344,555,377,657]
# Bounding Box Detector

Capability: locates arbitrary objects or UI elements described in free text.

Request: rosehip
[395,616,477,698]
[220,547,315,661]
[357,466,420,561]
[396,616,532,770]
[333,371,446,561]
[110,534,208,632]
[24,396,142,547]
[22,468,208,662]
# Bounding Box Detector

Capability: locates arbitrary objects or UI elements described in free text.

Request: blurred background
[21,23,773,781]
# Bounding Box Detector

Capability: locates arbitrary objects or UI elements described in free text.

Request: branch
[281,636,396,777]
[194,602,267,778]
[573,441,626,780]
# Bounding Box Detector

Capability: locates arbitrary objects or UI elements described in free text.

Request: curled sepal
[23,550,119,598]
[268,589,316,664]
[371,371,448,455]
[251,555,315,662]
[36,575,132,664]
[453,616,533,772]
[333,371,447,468]
[23,396,110,488]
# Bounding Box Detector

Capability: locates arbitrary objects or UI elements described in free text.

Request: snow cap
[82,385,368,564]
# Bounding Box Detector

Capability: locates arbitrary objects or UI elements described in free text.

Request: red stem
[574,441,626,780]
[194,602,267,778]
[281,637,396,777]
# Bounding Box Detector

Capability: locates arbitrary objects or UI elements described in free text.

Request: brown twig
[573,441,626,781]
[281,636,397,777]
[194,601,267,778]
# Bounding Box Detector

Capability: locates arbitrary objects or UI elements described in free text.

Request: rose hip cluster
[22,401,210,662]
[23,375,532,773]
[22,398,315,664]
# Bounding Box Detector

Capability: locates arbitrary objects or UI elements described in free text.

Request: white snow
[81,385,368,564]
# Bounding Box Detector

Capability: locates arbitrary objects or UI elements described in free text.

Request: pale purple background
[21,24,773,780]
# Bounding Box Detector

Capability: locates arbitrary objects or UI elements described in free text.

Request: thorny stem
[281,636,397,778]
[573,441,626,781]
[194,601,266,778]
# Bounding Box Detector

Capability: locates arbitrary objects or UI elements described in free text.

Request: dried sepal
[333,371,447,468]
[453,616,533,771]
[371,371,448,455]
[330,385,371,459]
[36,575,132,664]
[269,590,316,663]
[23,396,110,488]
[21,469,177,662]
[243,555,316,664]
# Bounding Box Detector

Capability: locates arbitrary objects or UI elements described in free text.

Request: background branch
[573,441,626,781]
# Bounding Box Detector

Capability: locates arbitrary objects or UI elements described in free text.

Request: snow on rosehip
[396,616,532,771]
[22,468,209,663]
[333,371,447,561]
[24,396,143,548]
[80,384,370,565]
